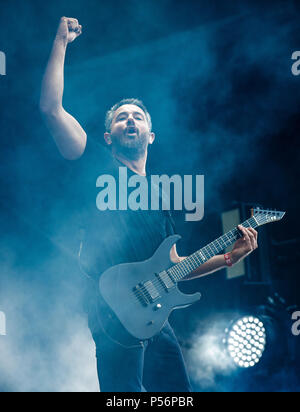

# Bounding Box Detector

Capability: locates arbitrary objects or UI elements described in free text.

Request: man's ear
[149,132,155,145]
[104,132,112,146]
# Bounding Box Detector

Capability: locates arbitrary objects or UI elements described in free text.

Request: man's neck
[113,151,147,176]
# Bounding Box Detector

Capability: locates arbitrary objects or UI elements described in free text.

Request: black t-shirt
[78,144,176,282]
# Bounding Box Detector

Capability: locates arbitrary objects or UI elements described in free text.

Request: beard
[110,130,150,160]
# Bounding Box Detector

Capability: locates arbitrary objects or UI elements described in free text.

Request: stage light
[224,316,266,368]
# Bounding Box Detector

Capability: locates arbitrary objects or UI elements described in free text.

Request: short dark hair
[105,98,152,132]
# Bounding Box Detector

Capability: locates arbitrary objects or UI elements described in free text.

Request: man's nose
[127,115,135,124]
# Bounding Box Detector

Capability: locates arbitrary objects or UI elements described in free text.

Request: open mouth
[125,127,138,135]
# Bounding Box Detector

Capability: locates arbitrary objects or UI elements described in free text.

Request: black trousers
[93,322,192,392]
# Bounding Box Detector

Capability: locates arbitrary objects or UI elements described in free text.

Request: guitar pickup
[142,281,160,302]
[156,271,175,292]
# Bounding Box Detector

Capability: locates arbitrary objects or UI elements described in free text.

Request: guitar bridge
[133,285,149,306]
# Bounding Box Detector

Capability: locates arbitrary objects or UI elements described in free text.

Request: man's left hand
[230,225,258,265]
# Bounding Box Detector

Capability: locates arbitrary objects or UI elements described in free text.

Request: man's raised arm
[40,17,87,160]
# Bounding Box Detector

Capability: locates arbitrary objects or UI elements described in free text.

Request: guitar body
[95,292,143,347]
[99,235,201,341]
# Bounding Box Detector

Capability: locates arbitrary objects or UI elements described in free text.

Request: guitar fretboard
[167,216,258,281]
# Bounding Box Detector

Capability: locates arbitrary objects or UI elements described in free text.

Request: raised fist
[56,17,82,45]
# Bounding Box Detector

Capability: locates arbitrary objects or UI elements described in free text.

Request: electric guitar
[97,208,285,345]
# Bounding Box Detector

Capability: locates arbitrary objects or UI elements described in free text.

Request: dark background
[0,0,299,392]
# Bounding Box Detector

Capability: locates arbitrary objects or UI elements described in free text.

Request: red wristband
[224,252,233,267]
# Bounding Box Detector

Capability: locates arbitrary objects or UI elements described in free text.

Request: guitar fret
[215,238,223,251]
[198,250,207,262]
[192,253,200,265]
[189,255,195,266]
[180,263,188,276]
[167,270,176,282]
[171,269,179,281]
[173,266,181,279]
[208,243,216,255]
[193,254,202,267]
[208,244,215,256]
[211,242,219,254]
[202,247,210,259]
[185,259,194,273]
[192,253,202,265]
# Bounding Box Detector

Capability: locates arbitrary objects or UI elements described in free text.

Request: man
[40,17,258,392]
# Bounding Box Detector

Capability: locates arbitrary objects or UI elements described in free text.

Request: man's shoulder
[77,139,117,177]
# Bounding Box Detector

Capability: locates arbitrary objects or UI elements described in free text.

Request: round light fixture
[225,316,266,368]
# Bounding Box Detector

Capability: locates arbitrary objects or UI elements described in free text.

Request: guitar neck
[167,216,259,282]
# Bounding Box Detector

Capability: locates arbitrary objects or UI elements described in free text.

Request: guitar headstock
[251,207,286,227]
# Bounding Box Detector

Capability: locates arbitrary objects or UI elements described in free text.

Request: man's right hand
[56,17,82,45]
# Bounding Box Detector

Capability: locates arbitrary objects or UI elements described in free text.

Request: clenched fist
[56,17,82,45]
